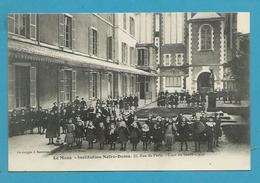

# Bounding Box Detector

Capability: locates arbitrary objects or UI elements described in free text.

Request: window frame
[165,76,182,87]
[163,54,171,66]
[129,16,135,37]
[175,53,184,66]
[199,24,214,51]
[64,15,73,49]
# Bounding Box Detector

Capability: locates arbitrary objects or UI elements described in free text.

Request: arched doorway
[197,72,211,93]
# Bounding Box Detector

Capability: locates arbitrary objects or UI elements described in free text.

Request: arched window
[200,24,213,50]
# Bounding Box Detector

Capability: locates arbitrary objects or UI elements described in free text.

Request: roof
[189,13,224,22]
[8,40,157,77]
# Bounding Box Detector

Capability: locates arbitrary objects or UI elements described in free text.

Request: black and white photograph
[8,12,250,171]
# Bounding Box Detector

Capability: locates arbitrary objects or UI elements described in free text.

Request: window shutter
[106,36,109,59]
[30,14,37,40]
[125,45,128,64]
[144,49,148,66]
[59,69,65,103]
[88,27,93,55]
[97,73,101,98]
[72,17,76,50]
[58,14,65,47]
[89,72,93,99]
[8,14,15,33]
[30,66,37,108]
[8,65,15,109]
[135,49,138,66]
[72,70,76,101]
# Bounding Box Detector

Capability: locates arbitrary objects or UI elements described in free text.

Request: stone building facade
[8,13,157,110]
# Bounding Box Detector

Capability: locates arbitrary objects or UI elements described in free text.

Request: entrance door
[197,72,211,93]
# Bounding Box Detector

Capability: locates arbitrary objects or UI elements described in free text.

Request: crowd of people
[157,89,242,108]
[9,95,223,152]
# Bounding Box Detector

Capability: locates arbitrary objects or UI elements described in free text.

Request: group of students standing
[157,90,207,108]
[9,94,222,152]
[157,89,242,108]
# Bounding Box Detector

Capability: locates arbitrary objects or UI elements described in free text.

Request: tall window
[92,29,98,56]
[130,47,135,65]
[123,14,127,30]
[164,54,171,66]
[107,36,112,60]
[175,53,184,66]
[165,77,181,87]
[129,17,135,36]
[9,14,37,39]
[64,15,72,48]
[92,73,97,98]
[14,14,26,36]
[15,66,30,108]
[138,49,148,66]
[121,42,128,64]
[200,24,213,50]
[64,70,72,102]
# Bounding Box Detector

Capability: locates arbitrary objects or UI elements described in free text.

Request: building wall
[136,13,154,44]
[187,19,224,92]
[162,13,185,44]
[39,14,114,60]
[39,14,59,47]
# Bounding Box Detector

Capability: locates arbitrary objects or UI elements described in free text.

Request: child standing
[177,117,190,151]
[118,121,129,151]
[141,123,150,151]
[75,120,84,148]
[85,121,96,149]
[97,122,106,150]
[108,123,117,150]
[65,118,75,148]
[151,123,162,151]
[130,122,141,151]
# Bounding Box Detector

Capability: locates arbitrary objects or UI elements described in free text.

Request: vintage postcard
[8,12,250,171]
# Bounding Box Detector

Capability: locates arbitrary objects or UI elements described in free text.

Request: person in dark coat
[164,119,177,151]
[223,89,228,103]
[177,117,190,151]
[169,94,175,108]
[52,102,58,112]
[46,110,58,145]
[141,123,150,151]
[74,96,80,107]
[75,119,85,148]
[9,110,18,137]
[96,122,106,150]
[85,121,96,149]
[108,123,118,150]
[35,107,43,134]
[119,97,124,112]
[151,123,163,151]
[214,113,222,147]
[129,122,141,151]
[134,95,139,109]
[80,98,87,108]
[118,121,129,151]
[180,91,185,103]
[41,109,49,134]
[60,108,67,134]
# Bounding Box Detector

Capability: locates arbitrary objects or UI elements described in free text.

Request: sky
[238,12,250,33]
